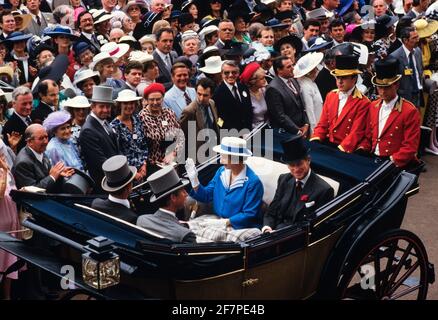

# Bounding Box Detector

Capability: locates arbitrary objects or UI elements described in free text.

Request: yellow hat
[414,19,438,38]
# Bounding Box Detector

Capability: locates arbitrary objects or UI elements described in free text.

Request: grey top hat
[101,155,137,192]
[147,166,190,203]
[90,85,115,104]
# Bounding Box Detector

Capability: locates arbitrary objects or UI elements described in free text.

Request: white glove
[185,158,199,188]
[200,218,229,230]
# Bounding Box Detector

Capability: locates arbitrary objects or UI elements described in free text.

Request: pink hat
[143,83,165,98]
[74,7,86,23]
[345,23,358,35]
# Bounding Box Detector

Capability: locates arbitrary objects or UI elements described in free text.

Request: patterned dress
[110,114,148,169]
[138,107,184,165]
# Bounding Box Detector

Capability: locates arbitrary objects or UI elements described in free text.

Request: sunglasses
[223,70,238,76]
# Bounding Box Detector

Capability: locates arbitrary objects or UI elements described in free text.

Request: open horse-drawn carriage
[0,125,434,300]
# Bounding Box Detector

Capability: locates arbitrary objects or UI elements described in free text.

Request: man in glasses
[212,60,252,132]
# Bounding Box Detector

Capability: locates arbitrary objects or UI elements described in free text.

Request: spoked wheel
[338,229,433,300]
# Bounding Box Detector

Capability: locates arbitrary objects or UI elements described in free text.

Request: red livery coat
[310,88,370,153]
[358,97,420,168]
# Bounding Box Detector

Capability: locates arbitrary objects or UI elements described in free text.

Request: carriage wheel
[338,229,431,300]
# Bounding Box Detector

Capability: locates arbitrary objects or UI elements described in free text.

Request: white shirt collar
[29,146,44,163]
[297,168,311,187]
[29,11,42,21]
[173,84,188,96]
[108,195,130,208]
[220,165,248,190]
[159,208,176,217]
[14,110,29,125]
[156,49,169,61]
[382,95,399,110]
[224,81,238,94]
[90,112,106,126]
[82,32,93,40]
[402,44,412,58]
[339,86,355,98]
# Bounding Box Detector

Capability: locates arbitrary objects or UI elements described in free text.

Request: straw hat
[414,19,438,38]
[89,51,117,70]
[213,137,252,157]
[128,50,154,63]
[100,42,130,59]
[12,11,32,31]
[74,69,100,86]
[115,89,142,102]
[294,52,324,78]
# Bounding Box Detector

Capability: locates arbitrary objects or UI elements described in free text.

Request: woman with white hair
[294,52,324,131]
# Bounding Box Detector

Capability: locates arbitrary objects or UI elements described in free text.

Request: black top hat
[62,170,95,195]
[178,12,195,27]
[371,58,402,87]
[330,54,362,77]
[281,135,310,164]
[221,42,249,57]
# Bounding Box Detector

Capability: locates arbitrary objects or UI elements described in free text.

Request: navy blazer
[212,81,253,132]
[79,115,120,193]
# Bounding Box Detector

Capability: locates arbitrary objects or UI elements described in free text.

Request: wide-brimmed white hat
[213,137,252,157]
[123,0,147,14]
[198,25,219,39]
[63,96,91,108]
[199,56,223,74]
[90,51,117,70]
[100,42,130,59]
[128,50,154,63]
[92,9,113,25]
[294,52,324,78]
[115,89,142,102]
[73,69,100,85]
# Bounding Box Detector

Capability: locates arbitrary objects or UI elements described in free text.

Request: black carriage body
[0,127,433,300]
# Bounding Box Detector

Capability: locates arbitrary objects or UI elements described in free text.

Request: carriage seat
[245,156,339,206]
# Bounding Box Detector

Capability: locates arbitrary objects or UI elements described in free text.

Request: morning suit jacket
[265,76,309,135]
[179,98,220,160]
[30,101,53,124]
[389,46,423,105]
[2,112,28,153]
[24,12,54,37]
[358,97,420,168]
[91,198,138,224]
[311,88,370,153]
[137,209,197,243]
[152,50,178,91]
[79,115,120,194]
[263,171,334,229]
[13,146,60,192]
[76,32,101,53]
[163,85,197,119]
[212,81,253,132]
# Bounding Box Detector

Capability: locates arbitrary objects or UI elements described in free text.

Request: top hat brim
[149,178,190,202]
[330,68,362,76]
[280,149,309,164]
[101,166,137,192]
[89,98,116,104]
[371,74,402,87]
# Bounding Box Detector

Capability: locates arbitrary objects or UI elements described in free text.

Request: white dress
[297,76,323,131]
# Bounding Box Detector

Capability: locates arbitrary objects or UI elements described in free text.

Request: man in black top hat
[262,136,334,232]
[91,155,138,223]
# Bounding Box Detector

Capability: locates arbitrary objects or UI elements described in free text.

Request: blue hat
[304,37,333,52]
[4,31,32,43]
[44,25,79,40]
[73,41,93,57]
[265,18,289,29]
[170,10,182,20]
[337,0,354,17]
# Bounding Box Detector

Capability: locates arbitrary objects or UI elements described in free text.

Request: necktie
[103,120,113,136]
[36,15,41,26]
[184,91,192,105]
[25,116,32,126]
[287,79,298,95]
[232,85,241,102]
[296,181,303,192]
[409,52,419,91]
[203,105,214,130]
[165,55,171,71]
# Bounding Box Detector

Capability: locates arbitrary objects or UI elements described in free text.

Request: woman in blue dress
[43,111,84,171]
[110,89,148,183]
[185,137,264,230]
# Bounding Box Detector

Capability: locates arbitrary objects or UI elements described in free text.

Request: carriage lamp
[82,236,120,290]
